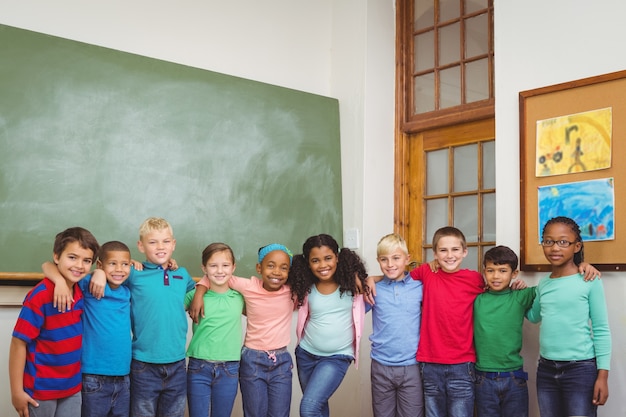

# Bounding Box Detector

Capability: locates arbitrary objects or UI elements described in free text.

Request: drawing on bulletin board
[535,107,612,177]
[537,178,615,242]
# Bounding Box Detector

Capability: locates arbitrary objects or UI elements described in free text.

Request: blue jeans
[419,362,474,417]
[239,346,293,417]
[130,359,187,417]
[187,357,239,417]
[536,357,598,417]
[82,374,130,417]
[295,345,353,417]
[474,369,528,417]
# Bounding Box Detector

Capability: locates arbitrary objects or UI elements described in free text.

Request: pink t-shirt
[410,263,484,364]
[198,276,294,350]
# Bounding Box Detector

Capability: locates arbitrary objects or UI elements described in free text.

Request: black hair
[98,241,131,262]
[289,234,368,307]
[542,216,584,266]
[483,245,518,270]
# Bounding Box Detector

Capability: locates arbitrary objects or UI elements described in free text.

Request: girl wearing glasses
[527,216,611,417]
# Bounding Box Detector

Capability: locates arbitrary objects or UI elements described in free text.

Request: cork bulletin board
[519,70,626,271]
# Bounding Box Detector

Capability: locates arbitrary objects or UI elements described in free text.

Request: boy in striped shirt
[9,227,99,417]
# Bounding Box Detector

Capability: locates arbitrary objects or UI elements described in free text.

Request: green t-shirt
[184,288,244,361]
[473,287,536,371]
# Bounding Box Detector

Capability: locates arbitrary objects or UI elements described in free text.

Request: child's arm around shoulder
[580,262,601,281]
[9,337,39,415]
[42,261,73,312]
[188,275,243,323]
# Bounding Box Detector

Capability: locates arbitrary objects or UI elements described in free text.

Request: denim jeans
[474,370,528,417]
[187,357,239,417]
[419,362,474,417]
[130,359,187,417]
[295,345,353,417]
[239,346,293,417]
[29,392,81,417]
[81,374,130,417]
[536,357,598,417]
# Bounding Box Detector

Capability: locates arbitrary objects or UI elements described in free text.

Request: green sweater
[526,273,611,370]
[474,287,536,372]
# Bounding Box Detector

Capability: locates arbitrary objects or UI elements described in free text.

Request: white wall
[0,1,394,416]
[495,2,626,416]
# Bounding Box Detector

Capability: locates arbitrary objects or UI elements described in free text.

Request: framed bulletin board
[519,70,626,271]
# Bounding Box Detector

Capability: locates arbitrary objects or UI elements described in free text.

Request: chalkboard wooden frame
[0,25,343,284]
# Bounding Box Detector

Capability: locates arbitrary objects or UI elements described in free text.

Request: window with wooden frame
[395,0,495,270]
[397,0,494,132]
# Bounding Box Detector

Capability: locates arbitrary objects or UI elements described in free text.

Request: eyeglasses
[541,239,577,248]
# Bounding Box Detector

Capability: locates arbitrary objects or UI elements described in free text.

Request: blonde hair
[377,233,409,257]
[138,217,173,239]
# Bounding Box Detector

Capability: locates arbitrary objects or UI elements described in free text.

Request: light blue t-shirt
[367,272,423,366]
[300,285,354,357]
[126,263,195,363]
[79,274,132,375]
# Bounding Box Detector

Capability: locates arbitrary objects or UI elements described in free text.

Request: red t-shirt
[410,263,484,364]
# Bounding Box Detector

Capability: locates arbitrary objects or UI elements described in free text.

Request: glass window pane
[415,31,435,71]
[423,248,431,263]
[463,246,478,270]
[439,65,461,108]
[482,140,495,189]
[439,23,460,66]
[415,0,435,31]
[483,192,496,242]
[465,58,489,103]
[465,0,488,14]
[465,13,489,58]
[426,198,448,241]
[453,144,478,192]
[414,72,435,114]
[426,149,448,195]
[439,0,460,22]
[454,195,478,241]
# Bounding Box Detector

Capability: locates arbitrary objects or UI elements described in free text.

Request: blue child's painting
[538,178,615,242]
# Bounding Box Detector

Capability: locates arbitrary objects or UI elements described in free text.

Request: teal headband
[258,243,293,265]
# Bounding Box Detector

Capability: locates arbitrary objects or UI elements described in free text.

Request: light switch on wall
[343,228,360,249]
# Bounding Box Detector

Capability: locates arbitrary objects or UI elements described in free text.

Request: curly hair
[289,234,368,307]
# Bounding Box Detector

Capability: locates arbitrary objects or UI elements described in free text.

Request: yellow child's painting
[535,107,612,177]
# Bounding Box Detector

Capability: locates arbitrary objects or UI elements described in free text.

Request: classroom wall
[495,2,626,416]
[2,1,625,416]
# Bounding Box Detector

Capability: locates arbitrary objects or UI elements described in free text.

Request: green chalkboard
[0,24,343,280]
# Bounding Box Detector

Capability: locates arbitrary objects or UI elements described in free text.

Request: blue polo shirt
[79,274,131,375]
[367,272,423,366]
[126,262,195,363]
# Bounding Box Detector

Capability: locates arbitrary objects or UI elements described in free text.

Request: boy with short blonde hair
[368,233,424,417]
[125,217,195,417]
